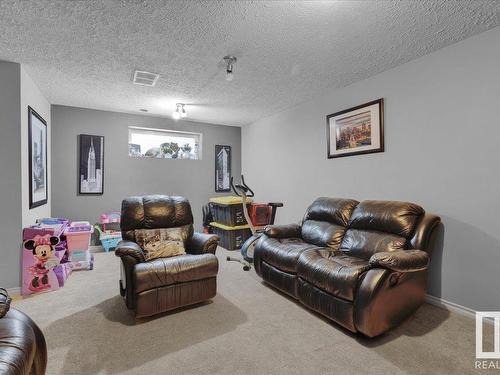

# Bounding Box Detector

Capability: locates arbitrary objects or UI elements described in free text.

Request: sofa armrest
[186,232,219,255]
[0,308,47,375]
[264,224,301,239]
[114,240,145,263]
[354,267,427,337]
[0,288,11,318]
[369,250,429,273]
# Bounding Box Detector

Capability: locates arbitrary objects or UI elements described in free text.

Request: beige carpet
[12,248,491,375]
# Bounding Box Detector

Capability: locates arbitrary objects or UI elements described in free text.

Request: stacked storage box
[64,222,94,270]
[53,262,72,287]
[248,204,272,226]
[209,196,252,250]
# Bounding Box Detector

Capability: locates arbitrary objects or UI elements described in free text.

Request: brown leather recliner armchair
[254,198,441,337]
[115,195,220,318]
[0,288,47,374]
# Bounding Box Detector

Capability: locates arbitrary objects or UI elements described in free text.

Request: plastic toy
[94,225,122,252]
[100,212,120,223]
[100,212,120,232]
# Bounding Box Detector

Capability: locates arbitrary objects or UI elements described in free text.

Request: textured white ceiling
[1,1,499,126]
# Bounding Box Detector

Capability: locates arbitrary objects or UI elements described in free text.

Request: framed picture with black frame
[78,134,105,195]
[28,106,48,209]
[215,145,231,192]
[326,98,384,159]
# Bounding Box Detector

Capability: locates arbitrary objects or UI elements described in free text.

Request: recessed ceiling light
[173,103,187,120]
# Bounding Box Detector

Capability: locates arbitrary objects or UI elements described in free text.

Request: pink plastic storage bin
[65,221,93,251]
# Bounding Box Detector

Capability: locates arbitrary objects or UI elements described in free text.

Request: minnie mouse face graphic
[24,235,60,292]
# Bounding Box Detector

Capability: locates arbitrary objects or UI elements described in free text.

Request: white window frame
[128,126,202,160]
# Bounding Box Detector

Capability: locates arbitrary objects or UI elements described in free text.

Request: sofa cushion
[134,225,192,247]
[143,240,186,260]
[340,200,425,260]
[301,198,358,248]
[303,197,359,226]
[297,249,371,301]
[301,220,346,250]
[121,195,194,242]
[134,253,218,293]
[134,226,192,260]
[340,229,407,260]
[348,200,424,238]
[257,237,321,274]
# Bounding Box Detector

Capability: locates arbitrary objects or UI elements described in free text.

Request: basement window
[128,127,202,160]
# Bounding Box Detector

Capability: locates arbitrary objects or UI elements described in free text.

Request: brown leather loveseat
[115,195,220,318]
[0,288,47,374]
[254,198,441,337]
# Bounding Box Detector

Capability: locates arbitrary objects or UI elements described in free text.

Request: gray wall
[21,66,52,227]
[242,26,500,311]
[51,106,241,230]
[0,61,22,289]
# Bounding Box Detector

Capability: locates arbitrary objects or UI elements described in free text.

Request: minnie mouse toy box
[22,220,67,296]
[22,234,61,295]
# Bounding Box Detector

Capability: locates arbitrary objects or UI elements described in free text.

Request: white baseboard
[6,287,21,296]
[426,294,493,324]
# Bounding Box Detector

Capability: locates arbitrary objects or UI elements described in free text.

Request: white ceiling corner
[0,0,499,126]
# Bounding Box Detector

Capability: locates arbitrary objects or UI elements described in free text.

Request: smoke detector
[133,70,160,87]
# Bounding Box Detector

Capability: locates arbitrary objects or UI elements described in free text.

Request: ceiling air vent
[133,70,160,87]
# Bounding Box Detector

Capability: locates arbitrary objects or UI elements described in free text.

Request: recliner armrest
[264,224,301,239]
[186,232,219,255]
[369,250,429,272]
[114,241,145,263]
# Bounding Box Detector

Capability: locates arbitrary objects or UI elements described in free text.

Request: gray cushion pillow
[134,225,191,260]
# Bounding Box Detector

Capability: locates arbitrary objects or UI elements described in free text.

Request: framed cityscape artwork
[28,106,48,209]
[326,98,384,158]
[215,145,231,192]
[78,134,104,195]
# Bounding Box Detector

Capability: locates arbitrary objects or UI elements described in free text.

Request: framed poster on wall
[28,106,48,209]
[78,134,105,195]
[326,98,384,158]
[215,145,231,192]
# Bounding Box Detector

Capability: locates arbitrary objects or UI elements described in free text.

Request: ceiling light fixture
[223,55,237,81]
[172,103,187,120]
